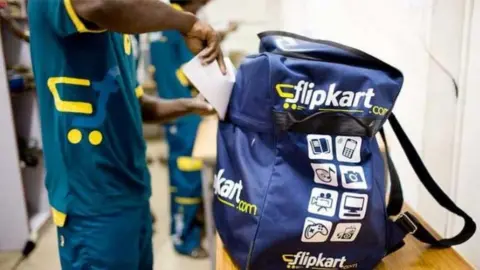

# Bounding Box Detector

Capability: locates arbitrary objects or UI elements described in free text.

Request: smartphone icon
[308,135,334,160]
[310,138,330,155]
[342,139,358,159]
[311,139,322,154]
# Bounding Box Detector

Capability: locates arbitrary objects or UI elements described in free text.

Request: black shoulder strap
[388,113,476,247]
[379,128,403,217]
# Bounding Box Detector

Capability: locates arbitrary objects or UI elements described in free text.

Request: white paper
[182,56,236,120]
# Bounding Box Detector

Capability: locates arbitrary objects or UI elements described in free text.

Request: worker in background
[130,33,160,228]
[149,0,237,259]
[27,0,225,269]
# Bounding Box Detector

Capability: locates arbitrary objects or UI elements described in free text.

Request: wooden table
[192,117,473,270]
[192,116,219,270]
[192,116,218,165]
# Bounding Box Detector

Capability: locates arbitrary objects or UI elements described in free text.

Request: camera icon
[340,166,368,190]
[344,171,364,184]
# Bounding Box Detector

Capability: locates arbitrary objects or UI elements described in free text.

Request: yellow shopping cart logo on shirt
[47,67,121,145]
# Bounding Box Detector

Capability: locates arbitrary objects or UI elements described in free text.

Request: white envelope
[182,56,236,120]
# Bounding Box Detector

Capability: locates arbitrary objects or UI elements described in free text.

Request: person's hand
[183,95,216,116]
[184,20,226,74]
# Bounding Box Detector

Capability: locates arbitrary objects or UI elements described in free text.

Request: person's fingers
[193,95,213,111]
[186,37,203,55]
[201,46,220,65]
[196,30,214,62]
[200,46,226,75]
[199,46,216,65]
[196,100,214,111]
[205,103,214,111]
[200,36,216,56]
[216,49,227,75]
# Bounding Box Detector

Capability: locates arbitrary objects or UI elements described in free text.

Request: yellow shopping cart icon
[48,67,120,145]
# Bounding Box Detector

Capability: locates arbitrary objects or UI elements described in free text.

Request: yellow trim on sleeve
[64,0,106,33]
[177,157,203,172]
[51,207,67,227]
[47,77,94,114]
[135,85,144,98]
[176,69,189,87]
[171,4,184,11]
[175,196,202,205]
[124,34,132,55]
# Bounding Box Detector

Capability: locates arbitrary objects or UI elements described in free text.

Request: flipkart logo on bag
[214,169,258,216]
[276,80,380,113]
[282,252,356,269]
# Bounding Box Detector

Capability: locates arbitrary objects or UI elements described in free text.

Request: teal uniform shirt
[28,0,150,220]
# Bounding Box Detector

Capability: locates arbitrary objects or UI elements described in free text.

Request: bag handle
[273,110,380,136]
[388,113,476,247]
[258,31,402,74]
[258,31,375,60]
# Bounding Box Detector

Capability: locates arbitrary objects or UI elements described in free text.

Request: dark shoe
[158,155,168,165]
[151,211,157,234]
[146,156,154,165]
[151,211,157,224]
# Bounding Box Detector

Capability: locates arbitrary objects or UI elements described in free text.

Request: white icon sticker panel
[339,192,368,220]
[311,163,338,187]
[307,135,333,160]
[301,217,333,243]
[308,187,338,217]
[340,165,368,190]
[336,136,362,163]
[330,223,362,242]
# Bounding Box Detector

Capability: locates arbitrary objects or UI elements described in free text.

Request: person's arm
[73,0,195,34]
[72,0,225,69]
[140,94,213,124]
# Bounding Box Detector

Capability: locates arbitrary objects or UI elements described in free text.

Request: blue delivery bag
[213,31,475,270]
